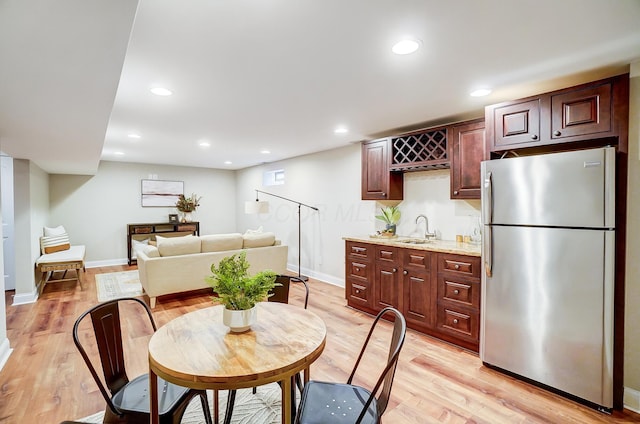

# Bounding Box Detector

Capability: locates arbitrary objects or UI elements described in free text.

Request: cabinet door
[489,98,541,150]
[449,119,485,199]
[374,246,400,311]
[361,139,403,200]
[550,82,611,140]
[401,249,433,329]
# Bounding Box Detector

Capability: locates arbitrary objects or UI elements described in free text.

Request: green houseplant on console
[206,251,278,332]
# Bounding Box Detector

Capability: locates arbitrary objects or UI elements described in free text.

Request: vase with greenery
[206,251,278,332]
[175,193,201,222]
[375,205,401,236]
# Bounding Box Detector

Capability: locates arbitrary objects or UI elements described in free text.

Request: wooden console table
[127,221,200,265]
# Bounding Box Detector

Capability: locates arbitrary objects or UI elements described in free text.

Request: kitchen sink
[397,238,431,244]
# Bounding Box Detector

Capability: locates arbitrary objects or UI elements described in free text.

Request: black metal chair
[224,274,309,424]
[73,297,213,424]
[295,306,406,424]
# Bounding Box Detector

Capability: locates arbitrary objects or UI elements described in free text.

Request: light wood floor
[1,265,640,423]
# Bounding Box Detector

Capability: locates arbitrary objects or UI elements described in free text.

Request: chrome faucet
[415,214,436,240]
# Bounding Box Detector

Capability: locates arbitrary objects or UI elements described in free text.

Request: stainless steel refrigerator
[480,146,615,411]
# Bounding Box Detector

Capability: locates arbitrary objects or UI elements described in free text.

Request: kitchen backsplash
[375,169,480,241]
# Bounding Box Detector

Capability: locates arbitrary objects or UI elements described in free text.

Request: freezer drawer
[480,225,614,407]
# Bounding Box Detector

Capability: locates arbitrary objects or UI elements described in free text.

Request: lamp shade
[245,200,269,214]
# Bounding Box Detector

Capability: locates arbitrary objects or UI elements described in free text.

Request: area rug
[77,384,282,423]
[95,270,143,301]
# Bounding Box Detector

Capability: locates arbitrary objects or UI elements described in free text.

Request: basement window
[263,169,285,186]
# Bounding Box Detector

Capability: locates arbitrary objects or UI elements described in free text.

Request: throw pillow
[201,233,243,252]
[243,232,276,248]
[131,238,150,259]
[41,225,71,254]
[156,235,201,257]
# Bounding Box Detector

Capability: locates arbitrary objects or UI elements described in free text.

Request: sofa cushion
[201,233,243,252]
[156,235,201,257]
[141,245,160,258]
[243,232,276,248]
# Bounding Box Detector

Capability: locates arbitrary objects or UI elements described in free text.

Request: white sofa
[136,232,288,307]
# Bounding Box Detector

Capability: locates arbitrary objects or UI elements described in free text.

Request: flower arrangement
[206,252,278,310]
[175,193,201,212]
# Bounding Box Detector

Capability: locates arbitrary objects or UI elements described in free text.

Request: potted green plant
[206,251,278,332]
[175,193,202,222]
[375,205,401,236]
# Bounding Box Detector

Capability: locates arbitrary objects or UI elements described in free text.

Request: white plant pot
[223,306,257,332]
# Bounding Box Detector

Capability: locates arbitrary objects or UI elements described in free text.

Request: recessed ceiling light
[150,87,173,96]
[114,151,124,156]
[334,127,348,134]
[224,161,232,165]
[470,88,492,97]
[260,149,271,154]
[199,141,211,147]
[128,133,141,139]
[392,38,421,55]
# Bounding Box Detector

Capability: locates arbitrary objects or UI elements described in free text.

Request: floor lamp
[245,189,318,282]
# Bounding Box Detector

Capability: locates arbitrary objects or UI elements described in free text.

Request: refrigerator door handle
[484,225,492,277]
[482,171,493,225]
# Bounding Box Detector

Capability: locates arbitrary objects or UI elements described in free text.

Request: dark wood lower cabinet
[345,241,481,352]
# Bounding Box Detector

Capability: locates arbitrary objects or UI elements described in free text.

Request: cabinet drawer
[349,261,369,280]
[346,242,372,260]
[438,254,480,278]
[348,281,369,303]
[437,306,478,339]
[401,249,431,272]
[438,276,479,309]
[375,246,397,263]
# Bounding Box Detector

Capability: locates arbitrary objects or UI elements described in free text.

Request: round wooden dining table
[148,302,327,424]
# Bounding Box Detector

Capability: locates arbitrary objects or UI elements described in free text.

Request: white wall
[49,161,237,264]
[624,62,640,407]
[12,160,49,303]
[236,144,374,285]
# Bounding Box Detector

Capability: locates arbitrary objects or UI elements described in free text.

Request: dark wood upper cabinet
[489,99,541,149]
[449,119,486,199]
[361,138,403,200]
[486,74,629,153]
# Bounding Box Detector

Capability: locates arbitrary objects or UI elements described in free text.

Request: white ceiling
[1,0,640,175]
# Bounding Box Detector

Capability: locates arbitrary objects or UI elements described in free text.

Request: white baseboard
[0,338,12,372]
[624,386,640,413]
[286,264,344,288]
[12,288,38,305]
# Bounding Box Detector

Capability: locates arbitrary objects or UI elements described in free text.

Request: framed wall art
[141,179,183,207]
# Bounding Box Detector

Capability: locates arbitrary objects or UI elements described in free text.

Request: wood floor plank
[1,265,640,423]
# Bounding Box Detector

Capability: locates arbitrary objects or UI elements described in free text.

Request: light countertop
[343,235,481,257]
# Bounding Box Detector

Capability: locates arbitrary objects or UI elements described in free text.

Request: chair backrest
[72,297,156,415]
[347,306,406,421]
[268,275,309,309]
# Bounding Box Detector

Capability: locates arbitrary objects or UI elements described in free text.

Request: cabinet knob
[453,319,459,324]
[554,130,561,136]
[403,270,408,275]
[531,134,538,140]
[355,267,360,272]
[453,190,459,195]
[453,289,460,295]
[355,289,360,294]
[392,268,397,273]
[381,192,386,197]
[454,264,460,270]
